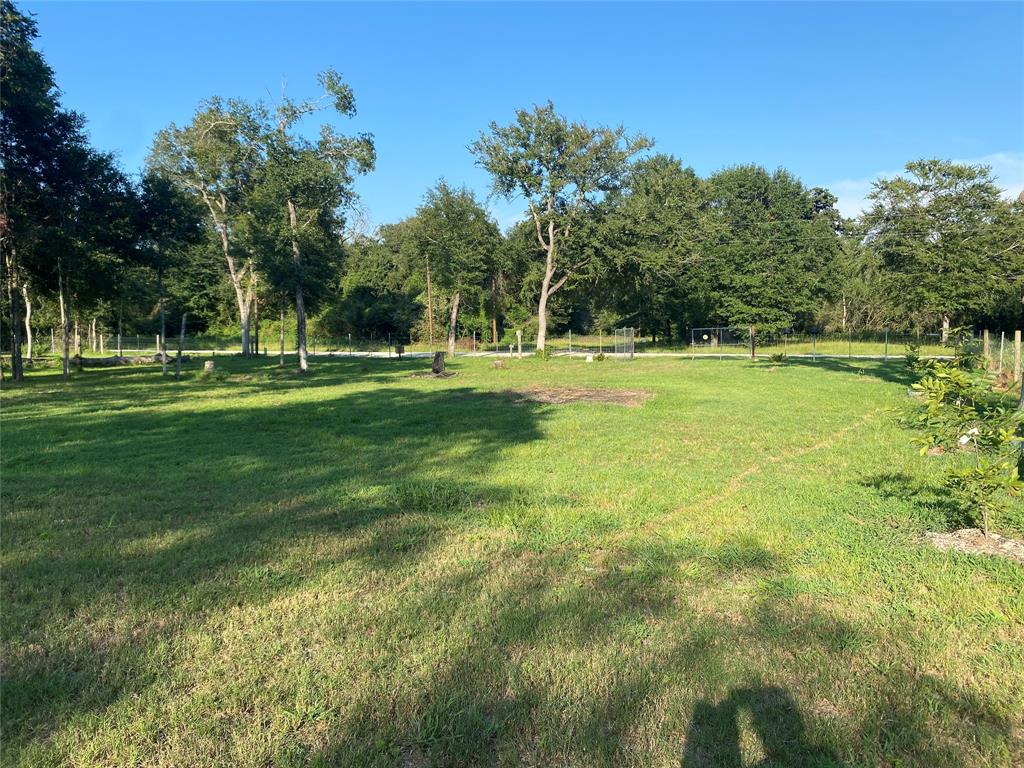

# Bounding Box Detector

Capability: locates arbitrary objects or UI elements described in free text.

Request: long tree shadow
[1,377,550,756]
[781,357,916,387]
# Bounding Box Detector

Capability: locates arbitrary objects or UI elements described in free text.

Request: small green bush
[904,343,921,371]
[768,352,787,364]
[595,352,606,362]
[906,359,1023,535]
[535,348,551,361]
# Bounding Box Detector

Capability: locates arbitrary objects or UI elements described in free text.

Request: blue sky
[25,1,1024,230]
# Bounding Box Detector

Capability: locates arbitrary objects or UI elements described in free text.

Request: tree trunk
[295,285,308,373]
[279,301,285,367]
[175,312,187,380]
[4,247,24,381]
[491,315,498,347]
[252,291,260,356]
[159,269,167,375]
[426,255,434,350]
[201,194,252,357]
[447,291,460,357]
[537,263,553,352]
[20,283,32,363]
[90,317,97,353]
[59,272,70,377]
[941,315,950,343]
[287,198,308,374]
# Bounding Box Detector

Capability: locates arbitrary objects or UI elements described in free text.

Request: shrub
[904,343,921,371]
[768,352,787,364]
[535,348,551,361]
[906,359,1023,535]
[595,352,606,362]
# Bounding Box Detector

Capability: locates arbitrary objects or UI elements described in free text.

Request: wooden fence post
[983,329,991,370]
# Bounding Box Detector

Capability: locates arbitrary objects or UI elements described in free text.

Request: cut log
[431,351,446,374]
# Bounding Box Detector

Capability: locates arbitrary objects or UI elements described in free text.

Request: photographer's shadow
[682,686,842,767]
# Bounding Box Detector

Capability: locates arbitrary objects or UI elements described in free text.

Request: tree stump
[204,360,215,374]
[431,351,446,374]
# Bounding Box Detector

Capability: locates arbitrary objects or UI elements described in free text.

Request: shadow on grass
[682,686,840,767]
[861,472,971,531]
[1,369,549,753]
[782,357,916,387]
[2,358,1017,766]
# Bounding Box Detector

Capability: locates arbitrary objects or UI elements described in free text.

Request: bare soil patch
[922,528,1024,564]
[508,386,650,407]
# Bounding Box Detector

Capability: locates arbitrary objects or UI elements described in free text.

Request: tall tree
[239,69,375,372]
[149,100,260,355]
[470,102,650,350]
[864,159,1010,336]
[1,0,65,379]
[136,171,203,374]
[700,165,839,332]
[598,154,706,341]
[409,181,500,356]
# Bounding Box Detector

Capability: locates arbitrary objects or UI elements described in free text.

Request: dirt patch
[508,386,650,407]
[922,528,1024,564]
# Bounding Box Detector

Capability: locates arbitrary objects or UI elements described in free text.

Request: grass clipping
[508,386,650,407]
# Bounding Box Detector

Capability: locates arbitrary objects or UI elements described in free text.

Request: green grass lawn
[2,356,1022,767]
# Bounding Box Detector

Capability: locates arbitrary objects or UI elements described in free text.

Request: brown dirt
[507,386,650,407]
[922,528,1024,564]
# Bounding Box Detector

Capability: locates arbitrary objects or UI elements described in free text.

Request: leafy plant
[906,359,1023,535]
[595,352,606,362]
[904,343,920,371]
[535,348,551,361]
[945,326,983,370]
[768,352,787,364]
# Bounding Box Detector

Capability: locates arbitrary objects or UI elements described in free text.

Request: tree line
[3,0,1022,381]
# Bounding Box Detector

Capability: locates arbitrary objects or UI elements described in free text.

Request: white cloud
[828,151,1024,218]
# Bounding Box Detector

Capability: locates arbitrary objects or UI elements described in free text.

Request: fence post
[516,330,522,359]
[848,330,852,359]
[749,325,756,360]
[883,329,889,361]
[998,332,1005,374]
[1015,330,1022,383]
[568,330,572,355]
[983,329,991,370]
[472,331,476,353]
